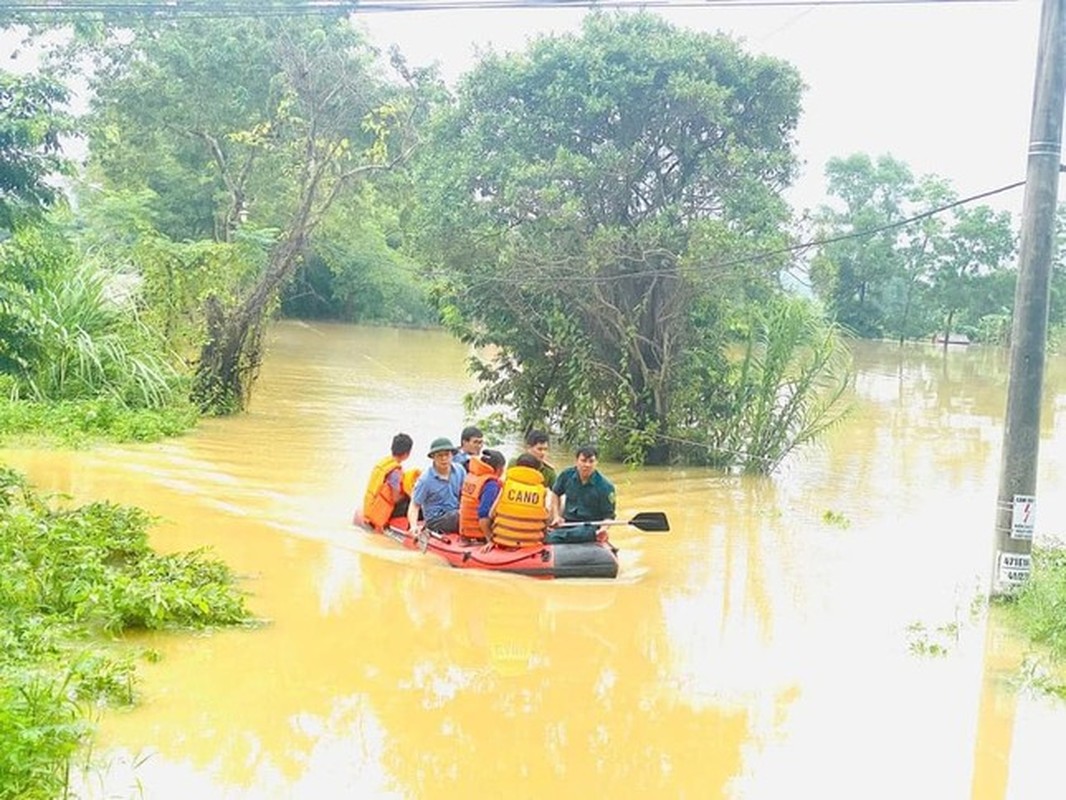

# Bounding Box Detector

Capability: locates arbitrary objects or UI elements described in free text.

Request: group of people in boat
[360,426,617,549]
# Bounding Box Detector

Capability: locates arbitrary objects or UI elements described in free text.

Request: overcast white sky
[2,1,1050,219]
[358,0,1048,217]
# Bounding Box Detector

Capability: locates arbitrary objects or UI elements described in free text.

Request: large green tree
[80,16,423,411]
[811,153,1017,342]
[809,153,914,338]
[926,204,1015,344]
[415,12,806,464]
[0,70,72,232]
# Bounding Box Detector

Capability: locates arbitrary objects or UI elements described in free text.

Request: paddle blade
[629,512,670,532]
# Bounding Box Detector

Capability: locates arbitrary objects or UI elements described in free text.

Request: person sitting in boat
[489,453,550,548]
[458,448,505,542]
[507,428,556,488]
[548,445,616,544]
[408,436,466,534]
[453,425,485,468]
[361,432,415,531]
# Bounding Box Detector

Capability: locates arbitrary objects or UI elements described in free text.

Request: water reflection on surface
[4,322,1066,799]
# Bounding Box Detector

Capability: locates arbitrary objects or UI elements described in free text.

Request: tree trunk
[941,308,956,350]
[191,233,306,413]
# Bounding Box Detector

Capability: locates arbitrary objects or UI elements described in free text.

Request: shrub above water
[0,467,252,798]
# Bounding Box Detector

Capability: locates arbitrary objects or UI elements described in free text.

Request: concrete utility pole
[991,0,1066,596]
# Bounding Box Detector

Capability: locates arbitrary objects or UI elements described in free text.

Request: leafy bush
[0,396,198,447]
[0,672,88,800]
[669,296,854,472]
[0,468,252,798]
[0,224,186,410]
[1010,544,1066,657]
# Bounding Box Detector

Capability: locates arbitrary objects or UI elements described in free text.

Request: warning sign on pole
[1011,494,1036,540]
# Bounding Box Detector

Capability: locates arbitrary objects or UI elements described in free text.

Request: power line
[443,178,1026,291]
[0,0,1019,16]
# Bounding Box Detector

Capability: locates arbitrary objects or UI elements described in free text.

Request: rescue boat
[352,510,621,579]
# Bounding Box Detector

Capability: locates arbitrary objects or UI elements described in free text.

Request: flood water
[4,320,1066,799]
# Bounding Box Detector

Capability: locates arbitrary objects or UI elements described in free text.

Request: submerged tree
[808,153,914,338]
[811,153,1017,343]
[81,16,424,412]
[415,12,806,464]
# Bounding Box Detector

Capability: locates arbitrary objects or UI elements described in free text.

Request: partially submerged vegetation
[0,394,198,447]
[1001,544,1066,696]
[0,467,252,800]
[6,9,1066,471]
[0,220,199,446]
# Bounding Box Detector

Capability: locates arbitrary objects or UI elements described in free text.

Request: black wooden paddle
[556,511,669,532]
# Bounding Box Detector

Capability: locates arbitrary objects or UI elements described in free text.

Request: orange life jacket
[492,465,548,548]
[459,458,499,540]
[362,455,405,530]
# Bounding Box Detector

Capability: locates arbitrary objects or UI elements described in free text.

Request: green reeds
[722,296,854,473]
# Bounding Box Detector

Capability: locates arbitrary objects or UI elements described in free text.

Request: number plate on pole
[997,551,1032,587]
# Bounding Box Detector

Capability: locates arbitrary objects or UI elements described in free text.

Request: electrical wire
[431,178,1026,292]
[0,0,1019,16]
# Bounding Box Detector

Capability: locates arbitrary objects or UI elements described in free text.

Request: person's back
[507,428,556,487]
[458,449,505,541]
[491,453,549,548]
[362,433,414,530]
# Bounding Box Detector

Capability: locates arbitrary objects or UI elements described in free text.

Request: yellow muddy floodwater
[5,321,1066,799]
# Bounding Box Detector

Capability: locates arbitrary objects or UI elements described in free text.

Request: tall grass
[1009,544,1066,658]
[1,226,182,410]
[15,262,179,408]
[722,296,854,473]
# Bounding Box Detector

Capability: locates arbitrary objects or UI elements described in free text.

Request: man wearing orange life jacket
[489,453,549,548]
[458,449,505,541]
[361,433,415,531]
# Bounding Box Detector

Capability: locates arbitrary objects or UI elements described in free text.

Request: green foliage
[906,621,958,657]
[0,223,185,408]
[0,70,74,232]
[810,154,914,338]
[73,186,269,353]
[282,186,434,325]
[75,14,428,412]
[671,296,853,472]
[1009,544,1066,657]
[926,204,1016,342]
[415,12,805,466]
[811,153,1017,342]
[821,509,850,528]
[0,467,251,797]
[727,297,852,472]
[1046,206,1066,343]
[0,396,198,447]
[0,669,89,800]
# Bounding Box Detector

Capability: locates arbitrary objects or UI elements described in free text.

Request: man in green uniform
[547,445,615,544]
[507,429,556,487]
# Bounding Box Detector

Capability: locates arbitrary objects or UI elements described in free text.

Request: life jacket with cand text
[492,465,548,548]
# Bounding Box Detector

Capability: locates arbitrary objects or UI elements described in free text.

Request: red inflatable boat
[352,511,621,579]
